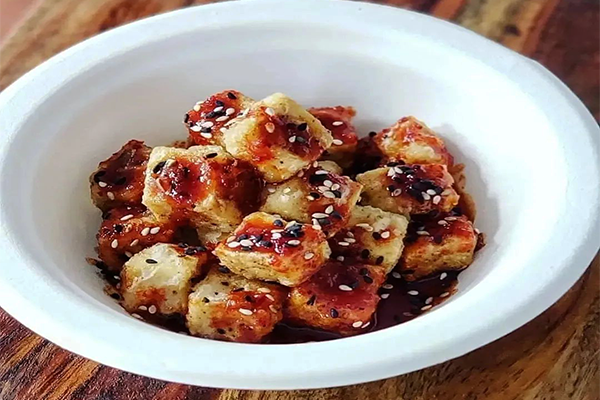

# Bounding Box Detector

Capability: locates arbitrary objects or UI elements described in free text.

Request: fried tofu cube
[90,140,151,212]
[374,116,453,166]
[97,206,178,271]
[222,93,333,182]
[185,90,255,146]
[400,214,478,280]
[261,163,363,237]
[285,261,386,335]
[329,206,408,273]
[356,164,459,216]
[120,243,207,315]
[214,212,331,286]
[142,145,262,229]
[309,106,358,169]
[186,268,287,343]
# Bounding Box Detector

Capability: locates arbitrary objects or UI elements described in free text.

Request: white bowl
[0,0,598,390]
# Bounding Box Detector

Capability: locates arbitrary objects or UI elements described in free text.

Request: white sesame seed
[130,239,139,246]
[200,132,213,139]
[120,214,134,221]
[338,241,350,247]
[201,121,214,128]
[392,272,402,279]
[287,239,301,246]
[318,185,330,192]
[265,122,275,133]
[425,297,433,305]
[111,239,119,249]
[266,294,275,301]
[272,233,282,239]
[330,183,340,191]
[257,287,271,293]
[426,189,437,195]
[336,256,345,262]
[240,108,249,117]
[347,231,355,238]
[240,239,253,247]
[267,187,276,194]
[332,121,344,126]
[445,216,458,221]
[213,106,224,112]
[381,293,390,299]
[315,170,329,175]
[150,227,161,234]
[392,189,402,197]
[298,170,305,177]
[440,272,448,280]
[382,283,393,290]
[285,221,297,229]
[269,305,278,313]
[422,192,431,201]
[440,292,450,298]
[226,107,235,115]
[325,205,334,214]
[323,191,336,199]
[190,125,202,132]
[131,313,143,320]
[307,195,316,201]
[98,181,107,188]
[312,212,329,219]
[345,237,356,243]
[216,116,229,122]
[227,241,241,248]
[408,290,419,296]
[148,305,157,314]
[380,231,391,239]
[403,312,413,317]
[289,136,297,143]
[393,166,404,174]
[312,161,319,167]
[339,284,353,291]
[421,305,433,311]
[312,224,322,231]
[416,230,430,236]
[226,236,236,243]
[432,195,441,205]
[475,228,481,234]
[125,251,133,258]
[304,252,315,260]
[438,220,448,226]
[361,321,370,329]
[332,139,343,146]
[239,308,253,316]
[323,180,333,187]
[283,187,291,194]
[193,104,201,112]
[387,168,396,177]
[265,107,275,116]
[356,223,373,231]
[138,305,147,311]
[352,321,363,328]
[107,192,115,200]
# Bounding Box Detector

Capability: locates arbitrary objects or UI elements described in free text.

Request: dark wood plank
[0,0,598,399]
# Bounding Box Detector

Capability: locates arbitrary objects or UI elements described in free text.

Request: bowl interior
[1,1,596,389]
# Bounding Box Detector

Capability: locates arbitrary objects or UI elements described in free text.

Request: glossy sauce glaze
[309,106,358,148]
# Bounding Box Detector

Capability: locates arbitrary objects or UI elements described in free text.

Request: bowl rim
[0,0,599,390]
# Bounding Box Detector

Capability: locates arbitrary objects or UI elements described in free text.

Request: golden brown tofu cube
[97,206,178,271]
[261,163,363,237]
[285,261,386,335]
[120,243,207,316]
[374,116,453,166]
[356,164,459,216]
[185,90,254,146]
[329,206,408,273]
[400,214,478,280]
[309,106,358,169]
[142,145,262,229]
[90,140,151,212]
[214,212,331,287]
[186,267,287,343]
[222,93,333,182]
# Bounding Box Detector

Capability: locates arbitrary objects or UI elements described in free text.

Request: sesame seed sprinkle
[111,239,118,249]
[352,321,363,328]
[130,239,139,246]
[150,227,161,234]
[227,241,241,248]
[257,287,271,293]
[393,166,404,174]
[381,293,390,299]
[422,192,431,201]
[323,191,336,199]
[120,214,134,221]
[426,189,437,195]
[200,132,213,139]
[323,180,333,187]
[440,272,448,280]
[190,125,202,132]
[361,321,370,329]
[148,305,157,314]
[381,231,390,239]
[283,187,291,194]
[425,297,433,305]
[226,107,235,115]
[416,230,430,236]
[239,308,253,315]
[330,183,340,191]
[438,220,448,226]
[138,305,147,311]
[332,139,343,146]
[392,272,402,279]
[304,252,315,260]
[201,121,214,128]
[345,237,356,243]
[287,239,301,246]
[440,292,450,298]
[265,122,275,133]
[216,116,229,122]
[272,233,282,239]
[289,136,297,143]
[432,195,441,204]
[445,216,458,221]
[339,284,353,291]
[266,294,275,301]
[332,121,344,126]
[382,283,393,290]
[131,313,143,320]
[421,305,433,311]
[325,205,334,214]
[392,189,402,197]
[125,251,133,258]
[240,239,253,247]
[387,168,396,177]
[408,290,419,296]
[269,305,278,313]
[99,181,108,188]
[107,192,115,200]
[265,107,275,116]
[356,223,373,231]
[193,104,201,112]
[338,241,350,247]
[336,256,345,261]
[315,170,329,175]
[312,212,329,219]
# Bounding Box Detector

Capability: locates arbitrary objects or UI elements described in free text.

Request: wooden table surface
[0,0,598,399]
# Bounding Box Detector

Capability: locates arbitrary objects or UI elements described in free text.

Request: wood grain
[0,0,599,399]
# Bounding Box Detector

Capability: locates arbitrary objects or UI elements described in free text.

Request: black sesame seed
[221,281,230,286]
[153,161,166,174]
[273,220,284,227]
[93,171,106,183]
[349,280,359,289]
[114,177,127,185]
[309,192,321,199]
[146,259,158,264]
[110,293,121,300]
[218,266,231,273]
[307,295,317,306]
[296,136,307,144]
[363,275,373,284]
[238,234,249,240]
[332,190,342,198]
[241,246,253,251]
[372,232,382,240]
[386,162,400,167]
[178,242,188,248]
[215,100,224,107]
[369,131,377,137]
[308,174,327,184]
[245,295,253,302]
[297,123,308,131]
[217,328,226,334]
[184,247,200,256]
[387,185,396,192]
[202,297,210,303]
[317,217,331,226]
[205,152,218,159]
[200,127,212,133]
[114,224,123,233]
[183,113,190,124]
[361,249,370,259]
[376,256,384,265]
[252,234,264,241]
[330,308,339,318]
[330,211,342,220]
[232,287,244,292]
[227,92,237,99]
[259,240,273,248]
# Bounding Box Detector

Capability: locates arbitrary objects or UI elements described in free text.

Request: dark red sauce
[309,106,358,146]
[155,159,209,207]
